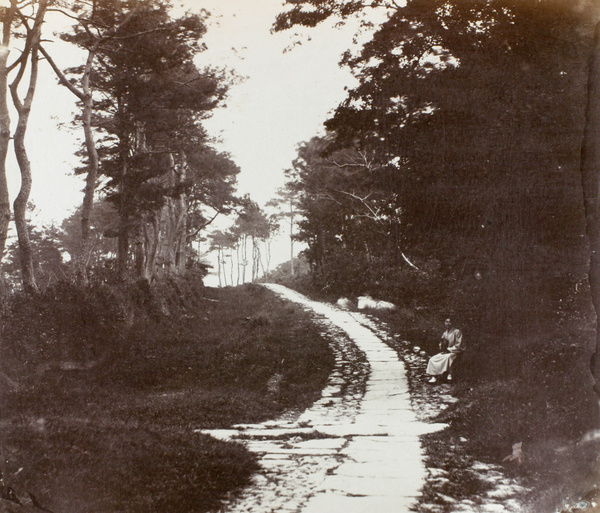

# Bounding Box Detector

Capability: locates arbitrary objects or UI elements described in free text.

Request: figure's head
[444,318,452,330]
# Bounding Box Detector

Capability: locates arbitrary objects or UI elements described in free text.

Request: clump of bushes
[0,276,203,381]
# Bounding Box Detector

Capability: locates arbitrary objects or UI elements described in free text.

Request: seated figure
[426,318,465,384]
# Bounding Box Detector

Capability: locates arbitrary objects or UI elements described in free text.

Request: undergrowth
[0,277,334,513]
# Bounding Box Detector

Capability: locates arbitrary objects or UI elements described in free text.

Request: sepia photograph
[0,0,598,512]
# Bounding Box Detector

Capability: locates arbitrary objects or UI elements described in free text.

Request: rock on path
[200,284,445,513]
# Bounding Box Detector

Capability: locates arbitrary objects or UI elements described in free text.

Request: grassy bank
[0,279,334,513]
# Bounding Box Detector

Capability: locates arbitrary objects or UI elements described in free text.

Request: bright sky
[12,0,366,224]
[194,0,362,206]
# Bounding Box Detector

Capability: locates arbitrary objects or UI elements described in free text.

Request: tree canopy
[0,0,242,287]
[56,0,234,282]
[277,0,595,335]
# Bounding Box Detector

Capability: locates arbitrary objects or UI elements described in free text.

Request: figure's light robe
[426,328,465,376]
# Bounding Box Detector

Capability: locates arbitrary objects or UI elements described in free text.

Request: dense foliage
[281,0,594,337]
[273,3,600,508]
[61,0,235,280]
[0,0,242,286]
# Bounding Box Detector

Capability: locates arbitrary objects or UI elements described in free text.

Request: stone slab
[333,459,423,479]
[291,438,348,451]
[318,474,425,497]
[301,490,419,513]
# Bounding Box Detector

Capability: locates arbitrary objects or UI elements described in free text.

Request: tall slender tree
[60,1,226,281]
[233,197,272,282]
[10,0,51,292]
[41,1,142,283]
[267,183,301,275]
[0,0,17,263]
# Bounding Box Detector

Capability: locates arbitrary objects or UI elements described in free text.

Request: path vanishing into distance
[199,284,526,513]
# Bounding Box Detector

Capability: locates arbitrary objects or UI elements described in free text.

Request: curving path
[200,284,445,513]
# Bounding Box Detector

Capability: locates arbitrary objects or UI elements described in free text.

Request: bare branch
[320,192,343,206]
[38,44,85,100]
[333,188,383,221]
[327,160,366,169]
[325,149,378,172]
[106,26,170,42]
[10,5,43,111]
[48,8,100,27]
[187,210,221,241]
[2,0,17,47]
[401,252,420,270]
[6,48,28,73]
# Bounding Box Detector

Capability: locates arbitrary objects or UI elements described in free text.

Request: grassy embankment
[0,278,334,513]
[270,265,599,512]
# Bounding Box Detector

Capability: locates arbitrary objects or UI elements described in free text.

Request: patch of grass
[3,421,257,513]
[0,280,335,512]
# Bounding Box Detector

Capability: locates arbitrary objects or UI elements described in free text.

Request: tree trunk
[10,1,48,292]
[117,221,129,279]
[216,246,222,287]
[134,239,146,281]
[241,235,247,283]
[236,242,241,285]
[174,156,187,274]
[136,213,159,283]
[75,50,100,284]
[290,201,295,276]
[257,243,266,277]
[117,154,129,279]
[159,156,175,274]
[251,235,257,282]
[12,122,36,293]
[43,46,100,284]
[221,248,229,287]
[40,44,100,283]
[146,214,160,280]
[265,238,271,275]
[151,153,186,277]
[580,21,600,399]
[222,247,229,287]
[0,3,15,263]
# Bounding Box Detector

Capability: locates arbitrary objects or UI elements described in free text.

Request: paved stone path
[200,284,446,513]
[348,310,529,513]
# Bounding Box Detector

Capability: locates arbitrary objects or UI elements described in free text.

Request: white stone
[291,438,347,451]
[337,297,353,309]
[318,474,424,497]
